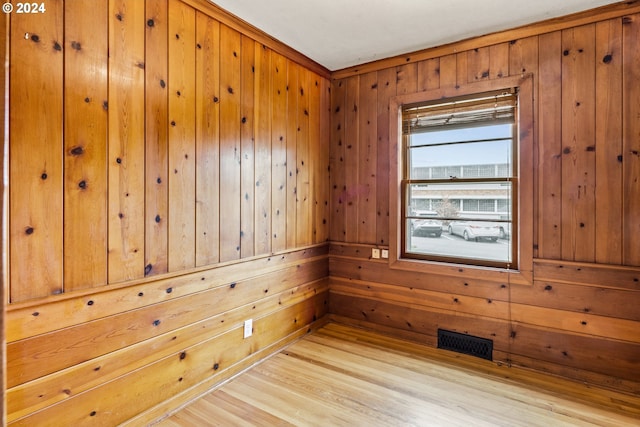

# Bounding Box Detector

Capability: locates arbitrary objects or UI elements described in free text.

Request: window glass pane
[409,140,512,178]
[407,182,511,221]
[406,218,512,264]
[402,91,517,268]
[406,181,512,264]
[408,123,512,146]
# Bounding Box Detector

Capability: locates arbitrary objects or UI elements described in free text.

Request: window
[401,89,517,269]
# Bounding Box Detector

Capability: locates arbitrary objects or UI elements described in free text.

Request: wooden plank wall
[5,0,330,424]
[329,3,640,395]
[1,8,7,427]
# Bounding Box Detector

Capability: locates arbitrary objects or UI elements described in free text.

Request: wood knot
[70,146,84,156]
[544,285,552,291]
[30,34,40,43]
[213,363,219,370]
[25,226,34,235]
[153,320,161,326]
[78,180,87,189]
[603,54,613,63]
[71,41,81,50]
[147,19,155,27]
[144,264,152,275]
[563,49,569,56]
[155,214,161,223]
[160,79,166,88]
[179,351,186,360]
[166,287,173,294]
[87,300,94,306]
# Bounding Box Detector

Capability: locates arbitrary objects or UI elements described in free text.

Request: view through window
[402,90,517,269]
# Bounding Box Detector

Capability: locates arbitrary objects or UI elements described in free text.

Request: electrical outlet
[244,319,253,338]
[371,248,381,259]
[381,249,389,259]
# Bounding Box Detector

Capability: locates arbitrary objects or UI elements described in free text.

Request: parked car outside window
[411,211,443,237]
[448,220,501,242]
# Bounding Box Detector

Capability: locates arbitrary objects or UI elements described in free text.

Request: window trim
[388,74,533,285]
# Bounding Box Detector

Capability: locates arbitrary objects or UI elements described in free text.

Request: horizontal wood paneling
[7,247,329,423]
[6,0,330,423]
[328,7,640,395]
[10,294,327,426]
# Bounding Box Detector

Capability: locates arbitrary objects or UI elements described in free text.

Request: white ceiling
[211,0,621,71]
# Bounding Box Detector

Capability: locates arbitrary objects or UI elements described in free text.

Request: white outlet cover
[244,319,253,338]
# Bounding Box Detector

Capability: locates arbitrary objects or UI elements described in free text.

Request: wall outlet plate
[371,248,381,259]
[244,319,253,338]
[381,249,389,259]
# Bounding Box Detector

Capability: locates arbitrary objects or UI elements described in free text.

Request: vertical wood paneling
[254,44,272,255]
[417,58,440,92]
[64,0,108,291]
[9,1,64,301]
[286,60,299,248]
[0,10,6,422]
[240,35,256,258]
[271,53,288,251]
[343,77,359,242]
[561,25,596,262]
[296,68,311,246]
[456,52,468,88]
[439,54,457,88]
[357,72,378,244]
[312,74,329,244]
[489,43,510,79]
[167,0,196,271]
[108,0,145,282]
[219,24,242,262]
[595,19,623,265]
[509,36,538,76]
[330,80,346,242]
[467,47,490,82]
[537,32,563,259]
[145,0,169,276]
[622,13,640,266]
[395,63,417,95]
[376,68,397,245]
[195,12,220,266]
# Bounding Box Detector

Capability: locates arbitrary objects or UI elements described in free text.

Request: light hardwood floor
[155,323,640,426]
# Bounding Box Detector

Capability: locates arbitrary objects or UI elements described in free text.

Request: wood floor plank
[155,323,640,426]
